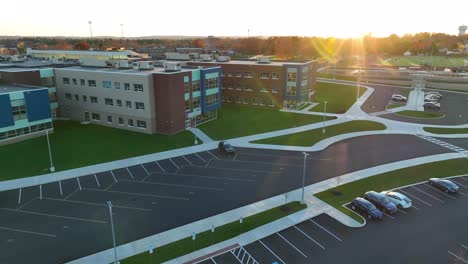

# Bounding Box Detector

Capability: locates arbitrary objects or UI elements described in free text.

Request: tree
[74,41,90,50]
[16,41,26,54]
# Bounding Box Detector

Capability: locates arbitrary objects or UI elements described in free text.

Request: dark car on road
[218,141,236,155]
[351,197,383,220]
[428,178,459,193]
[364,191,398,213]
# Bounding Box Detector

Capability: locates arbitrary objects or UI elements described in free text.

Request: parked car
[218,141,236,155]
[364,191,398,213]
[425,95,441,102]
[428,178,459,193]
[426,91,442,98]
[351,197,383,220]
[392,94,407,101]
[380,191,412,209]
[423,102,440,110]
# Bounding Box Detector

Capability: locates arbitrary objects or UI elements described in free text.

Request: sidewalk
[188,127,214,143]
[66,152,464,264]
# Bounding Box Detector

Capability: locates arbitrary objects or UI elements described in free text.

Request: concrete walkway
[188,127,215,143]
[67,152,464,264]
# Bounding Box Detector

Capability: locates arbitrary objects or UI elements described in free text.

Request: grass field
[316,158,468,223]
[395,110,445,119]
[424,127,468,134]
[252,121,386,146]
[311,82,366,114]
[317,73,358,81]
[382,56,468,67]
[0,121,196,181]
[198,105,335,140]
[122,202,307,264]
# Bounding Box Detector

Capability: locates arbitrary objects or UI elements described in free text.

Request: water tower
[459,25,467,37]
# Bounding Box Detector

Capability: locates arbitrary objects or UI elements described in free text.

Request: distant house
[403,51,412,56]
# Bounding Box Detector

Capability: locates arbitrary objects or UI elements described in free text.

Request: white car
[392,94,407,101]
[380,191,412,209]
[424,102,441,109]
[426,91,442,98]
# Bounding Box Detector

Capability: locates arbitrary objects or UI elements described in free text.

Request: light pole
[88,21,93,39]
[301,152,309,204]
[107,201,119,264]
[322,101,328,134]
[45,130,55,172]
[356,76,361,101]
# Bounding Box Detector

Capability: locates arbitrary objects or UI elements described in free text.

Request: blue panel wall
[200,67,222,113]
[0,94,14,128]
[24,89,52,122]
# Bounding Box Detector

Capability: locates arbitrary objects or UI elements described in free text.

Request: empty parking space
[184,154,207,167]
[260,234,307,263]
[156,159,179,173]
[212,251,241,264]
[140,162,163,174]
[244,241,284,264]
[127,165,149,181]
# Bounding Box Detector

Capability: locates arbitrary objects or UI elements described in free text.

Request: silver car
[381,191,412,209]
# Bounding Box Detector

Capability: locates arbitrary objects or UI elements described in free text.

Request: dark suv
[218,141,236,155]
[364,191,398,213]
[351,197,383,220]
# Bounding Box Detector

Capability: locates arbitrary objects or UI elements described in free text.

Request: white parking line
[411,205,420,210]
[258,240,287,264]
[58,181,63,196]
[448,251,468,263]
[276,232,307,258]
[94,174,101,188]
[63,189,79,200]
[182,156,194,166]
[204,159,213,168]
[399,189,432,207]
[39,185,43,200]
[169,158,180,169]
[459,177,468,182]
[383,212,395,219]
[452,179,468,189]
[126,168,135,179]
[207,150,220,160]
[76,177,82,191]
[309,219,343,242]
[0,226,56,238]
[82,187,190,201]
[18,188,21,205]
[397,209,407,215]
[120,179,224,191]
[105,182,115,191]
[462,244,468,250]
[194,153,207,163]
[210,257,218,264]
[410,186,445,203]
[457,191,468,198]
[110,171,118,183]
[425,184,457,199]
[17,197,38,210]
[154,161,166,173]
[293,226,326,250]
[0,208,107,224]
[141,164,150,176]
[42,197,152,211]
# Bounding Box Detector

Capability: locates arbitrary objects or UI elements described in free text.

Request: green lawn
[424,127,468,134]
[311,82,366,114]
[395,110,445,119]
[198,105,335,140]
[317,73,358,82]
[0,121,196,181]
[251,121,385,146]
[382,56,468,67]
[316,158,468,223]
[122,202,306,264]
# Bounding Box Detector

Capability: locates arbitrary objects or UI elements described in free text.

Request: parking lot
[0,134,453,264]
[197,176,468,264]
[360,83,411,114]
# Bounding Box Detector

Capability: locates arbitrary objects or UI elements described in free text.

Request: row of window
[184,81,201,94]
[64,93,145,110]
[222,95,276,107]
[62,78,144,92]
[11,100,28,121]
[0,122,53,141]
[222,83,279,93]
[223,71,279,80]
[185,97,201,112]
[90,113,147,129]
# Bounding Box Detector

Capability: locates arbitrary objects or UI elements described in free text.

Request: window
[272,87,278,93]
[260,87,268,93]
[105,98,113,106]
[82,95,88,102]
[192,80,201,92]
[72,78,77,86]
[286,86,297,95]
[80,79,86,86]
[124,83,130,91]
[236,72,242,77]
[205,94,219,107]
[235,83,242,90]
[260,72,270,79]
[272,72,279,79]
[134,84,144,92]
[65,93,72,100]
[63,78,70,85]
[90,96,98,103]
[243,97,249,104]
[137,120,147,129]
[244,72,253,78]
[193,97,201,109]
[135,102,145,110]
[92,113,101,121]
[114,82,121,90]
[107,115,113,123]
[184,83,191,94]
[88,80,96,87]
[227,72,233,77]
[102,81,112,89]
[74,94,80,101]
[128,119,134,127]
[118,117,124,125]
[11,101,27,121]
[206,77,218,89]
[185,100,190,112]
[117,99,122,107]
[126,101,132,108]
[287,72,297,82]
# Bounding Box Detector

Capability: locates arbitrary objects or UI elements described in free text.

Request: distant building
[26,48,149,60]
[459,25,467,37]
[205,36,219,52]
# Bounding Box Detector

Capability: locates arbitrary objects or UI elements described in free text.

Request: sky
[1,0,467,38]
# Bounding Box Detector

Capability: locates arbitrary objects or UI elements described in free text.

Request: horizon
[1,0,466,39]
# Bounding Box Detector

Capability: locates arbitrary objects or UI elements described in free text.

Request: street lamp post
[301,152,309,204]
[45,130,55,172]
[322,101,328,134]
[107,201,119,264]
